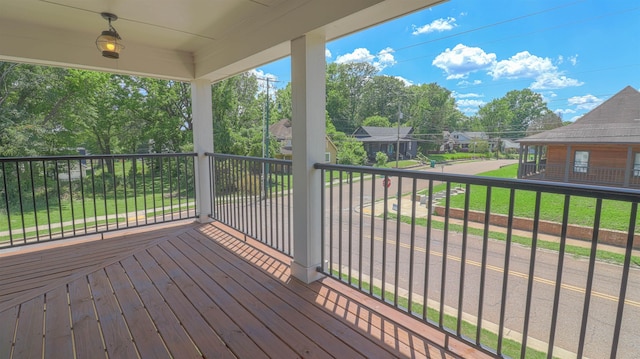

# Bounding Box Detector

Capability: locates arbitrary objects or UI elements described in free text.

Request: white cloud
[490,51,555,79]
[490,51,583,90]
[455,92,483,99]
[568,94,603,111]
[432,44,496,79]
[457,99,486,108]
[336,48,375,64]
[412,17,457,35]
[394,76,413,86]
[335,47,396,71]
[376,47,397,69]
[555,108,576,115]
[569,54,579,66]
[457,79,482,87]
[325,49,332,58]
[531,73,583,90]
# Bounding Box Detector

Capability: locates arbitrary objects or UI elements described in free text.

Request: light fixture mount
[96,12,124,59]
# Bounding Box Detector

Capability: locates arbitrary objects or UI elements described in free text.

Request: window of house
[574,150,589,173]
[634,153,640,177]
[325,152,331,163]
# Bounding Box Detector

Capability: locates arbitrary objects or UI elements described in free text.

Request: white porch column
[290,31,326,283]
[191,79,214,223]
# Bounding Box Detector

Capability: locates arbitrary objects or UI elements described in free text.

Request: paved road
[322,159,640,359]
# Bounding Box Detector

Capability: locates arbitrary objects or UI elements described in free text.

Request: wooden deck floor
[0,221,487,359]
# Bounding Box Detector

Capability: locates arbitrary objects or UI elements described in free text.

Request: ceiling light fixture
[95,12,124,59]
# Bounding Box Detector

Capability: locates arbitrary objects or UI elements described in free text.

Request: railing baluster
[382,174,389,301]
[358,172,365,291]
[394,175,403,307]
[521,191,542,359]
[439,182,451,328]
[338,170,343,281]
[610,202,637,359]
[112,157,119,228]
[423,179,433,322]
[79,158,88,234]
[329,170,334,276]
[369,173,376,296]
[101,158,108,231]
[547,195,571,357]
[122,157,129,227]
[28,160,39,242]
[16,161,26,243]
[2,162,14,246]
[92,158,99,229]
[476,186,492,344]
[43,160,53,240]
[348,171,353,285]
[457,183,471,336]
[408,177,417,313]
[497,188,516,356]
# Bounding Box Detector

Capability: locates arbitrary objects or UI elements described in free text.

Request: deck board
[104,263,171,359]
[44,286,73,359]
[12,296,44,359]
[0,221,483,359]
[88,270,139,359]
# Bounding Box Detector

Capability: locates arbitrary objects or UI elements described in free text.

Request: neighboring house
[440,131,489,152]
[352,126,417,161]
[269,119,337,164]
[517,86,640,187]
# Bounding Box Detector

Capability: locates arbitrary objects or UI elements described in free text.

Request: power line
[394,0,588,53]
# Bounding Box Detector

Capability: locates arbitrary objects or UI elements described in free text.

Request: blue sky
[255,0,639,122]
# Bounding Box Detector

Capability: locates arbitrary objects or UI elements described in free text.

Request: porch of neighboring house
[0,221,483,359]
[518,86,640,188]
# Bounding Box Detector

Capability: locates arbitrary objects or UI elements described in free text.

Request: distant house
[446,131,489,152]
[518,86,640,188]
[353,126,417,161]
[269,119,337,164]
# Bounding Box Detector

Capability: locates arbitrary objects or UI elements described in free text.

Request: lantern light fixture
[95,12,123,59]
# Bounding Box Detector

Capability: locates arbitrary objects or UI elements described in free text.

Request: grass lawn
[446,164,640,232]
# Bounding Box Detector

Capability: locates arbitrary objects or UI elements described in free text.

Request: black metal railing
[207,153,293,256]
[0,153,197,248]
[315,162,640,359]
[521,161,640,188]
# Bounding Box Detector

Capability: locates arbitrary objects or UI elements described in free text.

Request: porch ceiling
[0,0,445,82]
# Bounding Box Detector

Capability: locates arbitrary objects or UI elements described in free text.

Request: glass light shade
[96,30,123,59]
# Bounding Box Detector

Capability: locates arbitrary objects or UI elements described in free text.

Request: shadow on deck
[0,221,487,358]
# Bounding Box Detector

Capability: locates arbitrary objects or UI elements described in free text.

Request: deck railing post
[290,30,326,283]
[191,79,214,223]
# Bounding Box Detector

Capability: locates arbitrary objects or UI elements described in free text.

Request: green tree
[359,75,407,121]
[526,112,563,136]
[375,151,388,167]
[362,115,391,127]
[326,62,378,134]
[407,83,464,151]
[336,138,367,165]
[503,89,550,137]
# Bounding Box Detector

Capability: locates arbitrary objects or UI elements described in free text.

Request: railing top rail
[315,162,640,203]
[0,153,197,162]
[206,152,292,166]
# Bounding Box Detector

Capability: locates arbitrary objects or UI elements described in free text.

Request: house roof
[269,119,292,140]
[450,131,488,142]
[519,86,640,145]
[353,126,414,143]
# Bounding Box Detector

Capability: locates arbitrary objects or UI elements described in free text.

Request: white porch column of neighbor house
[290,31,326,283]
[191,79,214,223]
